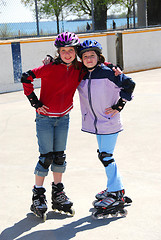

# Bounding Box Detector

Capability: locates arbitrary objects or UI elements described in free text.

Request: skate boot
[51,182,75,216]
[92,189,110,206]
[92,190,128,219]
[93,188,132,206]
[30,186,47,221]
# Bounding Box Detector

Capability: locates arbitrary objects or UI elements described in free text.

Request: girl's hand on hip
[105,107,119,117]
[37,105,49,115]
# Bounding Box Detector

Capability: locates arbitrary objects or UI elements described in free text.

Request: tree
[94,0,108,30]
[0,0,6,16]
[147,0,161,26]
[21,0,73,33]
[69,0,91,17]
[119,0,134,28]
[70,0,120,30]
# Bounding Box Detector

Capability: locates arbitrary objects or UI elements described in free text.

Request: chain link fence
[0,0,137,40]
[0,0,91,39]
[0,0,38,39]
[0,0,54,39]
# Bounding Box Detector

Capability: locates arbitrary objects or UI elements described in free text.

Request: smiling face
[59,47,76,65]
[82,50,99,71]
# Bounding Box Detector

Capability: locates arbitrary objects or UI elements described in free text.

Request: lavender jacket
[78,64,135,135]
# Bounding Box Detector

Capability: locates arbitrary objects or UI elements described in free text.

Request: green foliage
[21,0,134,31]
[69,0,121,18]
[118,0,134,28]
[21,0,74,33]
[21,0,73,18]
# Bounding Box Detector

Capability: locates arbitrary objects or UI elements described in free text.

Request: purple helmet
[54,31,80,48]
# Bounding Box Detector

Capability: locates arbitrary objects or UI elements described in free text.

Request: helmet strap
[86,63,99,71]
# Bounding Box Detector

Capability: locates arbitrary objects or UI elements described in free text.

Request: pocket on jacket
[83,112,88,121]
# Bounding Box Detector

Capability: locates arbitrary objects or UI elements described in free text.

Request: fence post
[116,32,124,70]
[91,0,95,31]
[35,0,40,36]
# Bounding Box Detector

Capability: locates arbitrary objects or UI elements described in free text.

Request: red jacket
[22,62,83,117]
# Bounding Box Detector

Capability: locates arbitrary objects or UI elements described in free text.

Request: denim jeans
[34,113,69,177]
[97,133,124,192]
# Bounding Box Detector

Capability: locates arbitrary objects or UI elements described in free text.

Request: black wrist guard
[106,63,114,69]
[27,92,43,109]
[112,98,126,112]
[107,63,123,71]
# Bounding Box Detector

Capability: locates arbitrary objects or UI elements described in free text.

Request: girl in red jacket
[21,32,82,219]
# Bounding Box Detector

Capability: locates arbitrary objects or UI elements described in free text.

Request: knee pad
[39,152,53,169]
[97,149,114,167]
[53,151,66,165]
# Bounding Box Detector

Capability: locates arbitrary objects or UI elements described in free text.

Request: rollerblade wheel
[111,212,118,217]
[120,209,128,217]
[92,211,108,219]
[92,200,98,207]
[68,208,75,216]
[92,211,98,219]
[42,213,47,221]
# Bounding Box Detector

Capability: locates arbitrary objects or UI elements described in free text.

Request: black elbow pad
[21,70,36,83]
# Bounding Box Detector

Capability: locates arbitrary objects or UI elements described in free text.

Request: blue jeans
[34,113,69,177]
[97,133,124,192]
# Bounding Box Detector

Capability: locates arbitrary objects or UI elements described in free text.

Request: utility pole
[35,0,40,36]
[61,11,64,32]
[91,0,95,31]
[133,0,136,28]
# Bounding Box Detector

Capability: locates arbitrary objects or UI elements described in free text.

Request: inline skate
[93,188,132,207]
[51,182,75,216]
[30,186,47,221]
[92,190,128,219]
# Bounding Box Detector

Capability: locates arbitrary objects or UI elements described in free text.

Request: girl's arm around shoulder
[107,68,135,101]
[103,65,135,99]
[118,73,136,101]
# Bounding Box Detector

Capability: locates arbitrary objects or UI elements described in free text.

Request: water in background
[0,18,137,37]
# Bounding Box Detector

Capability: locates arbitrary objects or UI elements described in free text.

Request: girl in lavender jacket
[77,40,135,218]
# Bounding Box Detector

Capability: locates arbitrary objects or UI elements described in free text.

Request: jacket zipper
[88,72,98,134]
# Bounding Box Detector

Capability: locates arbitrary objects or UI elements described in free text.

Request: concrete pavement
[0,68,161,240]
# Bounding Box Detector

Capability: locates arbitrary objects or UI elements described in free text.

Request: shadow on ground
[0,210,123,240]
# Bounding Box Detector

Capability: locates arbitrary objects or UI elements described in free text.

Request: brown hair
[98,54,105,64]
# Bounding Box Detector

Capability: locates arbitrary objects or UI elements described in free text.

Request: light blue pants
[97,133,124,192]
[34,113,69,177]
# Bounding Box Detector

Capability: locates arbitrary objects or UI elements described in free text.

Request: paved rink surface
[0,68,161,240]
